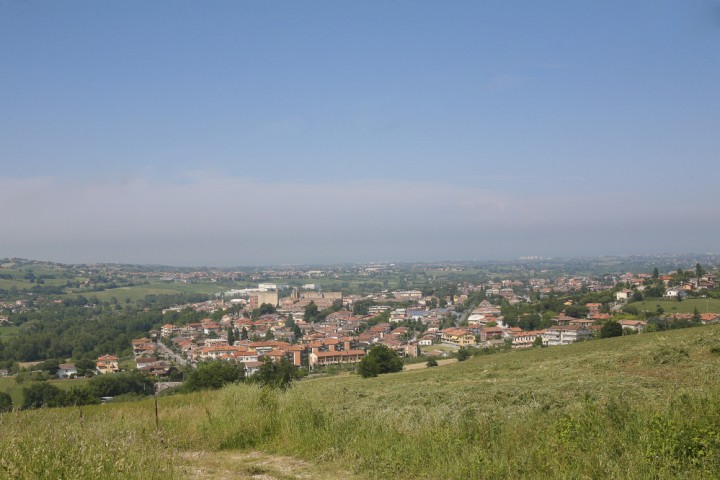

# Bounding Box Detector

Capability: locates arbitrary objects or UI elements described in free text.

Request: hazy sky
[1,1,719,266]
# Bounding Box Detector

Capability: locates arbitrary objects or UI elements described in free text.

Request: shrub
[183,360,246,392]
[358,345,403,378]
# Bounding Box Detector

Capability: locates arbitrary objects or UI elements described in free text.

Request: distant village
[2,257,718,383]
[109,269,720,380]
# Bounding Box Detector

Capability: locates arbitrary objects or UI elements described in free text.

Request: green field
[3,325,720,478]
[62,281,228,303]
[0,377,90,406]
[0,325,19,343]
[627,297,720,314]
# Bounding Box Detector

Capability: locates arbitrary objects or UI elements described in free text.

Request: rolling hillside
[3,326,720,479]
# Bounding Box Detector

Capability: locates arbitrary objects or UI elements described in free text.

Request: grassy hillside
[3,326,720,479]
[627,297,720,314]
[61,280,227,303]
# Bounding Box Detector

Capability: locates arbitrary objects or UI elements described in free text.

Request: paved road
[155,341,189,367]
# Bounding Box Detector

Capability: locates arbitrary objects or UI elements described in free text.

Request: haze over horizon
[2,1,719,266]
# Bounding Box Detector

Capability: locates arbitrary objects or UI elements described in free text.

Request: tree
[304,301,319,323]
[533,336,544,348]
[358,345,403,378]
[565,305,589,319]
[75,358,96,376]
[652,267,659,280]
[456,347,470,362]
[352,299,373,316]
[89,371,154,397]
[252,356,299,390]
[22,382,66,409]
[241,326,249,340]
[426,357,438,368]
[696,263,705,279]
[183,360,245,392]
[227,327,236,346]
[600,321,623,338]
[0,391,12,412]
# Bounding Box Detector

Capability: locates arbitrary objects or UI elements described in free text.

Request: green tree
[241,326,249,340]
[600,321,623,338]
[564,305,588,318]
[352,299,373,316]
[183,360,246,392]
[89,371,154,397]
[358,345,403,378]
[533,336,544,348]
[456,347,470,362]
[426,357,438,368]
[0,391,12,412]
[227,327,236,346]
[22,382,66,409]
[652,267,659,280]
[304,301,319,323]
[252,356,299,390]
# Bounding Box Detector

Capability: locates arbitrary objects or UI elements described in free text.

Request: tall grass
[3,325,720,478]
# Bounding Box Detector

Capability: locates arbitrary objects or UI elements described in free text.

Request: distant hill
[3,325,720,479]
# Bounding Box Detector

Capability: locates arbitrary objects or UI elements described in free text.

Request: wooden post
[155,395,159,429]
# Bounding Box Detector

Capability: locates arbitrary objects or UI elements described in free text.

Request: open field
[627,297,720,314]
[0,326,19,343]
[62,281,228,303]
[3,325,720,478]
[0,377,90,406]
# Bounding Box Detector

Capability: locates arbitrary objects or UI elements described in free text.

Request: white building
[542,325,592,346]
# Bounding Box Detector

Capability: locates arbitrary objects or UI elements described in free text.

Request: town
[2,254,718,407]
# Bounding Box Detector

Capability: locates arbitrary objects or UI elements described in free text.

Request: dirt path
[403,358,458,370]
[180,450,361,480]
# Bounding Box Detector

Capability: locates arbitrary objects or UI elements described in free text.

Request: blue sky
[1,1,719,265]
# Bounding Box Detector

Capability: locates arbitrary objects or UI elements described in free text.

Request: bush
[456,347,470,362]
[252,357,299,390]
[600,321,623,338]
[89,371,154,397]
[358,345,403,378]
[426,357,438,367]
[183,360,246,392]
[0,391,12,412]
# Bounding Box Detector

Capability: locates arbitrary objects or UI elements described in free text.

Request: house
[569,318,595,329]
[664,288,687,299]
[418,335,434,347]
[479,326,504,342]
[309,349,366,368]
[615,289,633,301]
[511,330,544,349]
[57,363,77,378]
[135,357,157,370]
[161,324,177,337]
[96,354,120,374]
[244,361,262,376]
[553,314,575,326]
[699,313,720,325]
[441,328,476,347]
[617,320,647,332]
[542,325,592,346]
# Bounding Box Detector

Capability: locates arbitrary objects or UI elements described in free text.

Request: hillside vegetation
[3,326,720,479]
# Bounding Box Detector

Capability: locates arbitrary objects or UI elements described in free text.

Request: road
[155,340,189,367]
